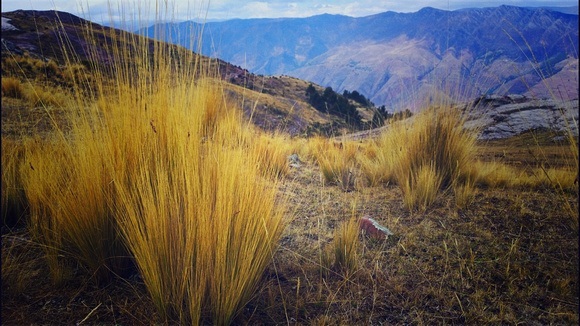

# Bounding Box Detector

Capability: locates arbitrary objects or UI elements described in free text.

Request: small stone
[288,153,302,168]
[359,216,393,240]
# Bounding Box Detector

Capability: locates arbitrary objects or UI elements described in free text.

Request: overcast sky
[1,1,578,23]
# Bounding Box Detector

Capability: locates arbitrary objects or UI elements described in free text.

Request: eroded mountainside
[142,6,579,109]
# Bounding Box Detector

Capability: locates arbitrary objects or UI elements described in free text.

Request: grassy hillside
[1,10,377,136]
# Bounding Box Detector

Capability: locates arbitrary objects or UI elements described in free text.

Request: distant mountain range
[2,9,577,138]
[140,5,579,110]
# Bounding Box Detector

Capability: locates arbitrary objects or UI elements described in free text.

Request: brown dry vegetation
[2,148,579,324]
[2,7,579,326]
[3,100,578,324]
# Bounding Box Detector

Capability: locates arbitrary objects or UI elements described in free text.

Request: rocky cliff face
[465,95,579,140]
[141,6,579,110]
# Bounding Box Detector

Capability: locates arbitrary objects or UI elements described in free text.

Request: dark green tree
[306,84,363,128]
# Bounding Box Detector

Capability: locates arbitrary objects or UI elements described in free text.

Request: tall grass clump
[517,167,578,190]
[252,132,295,179]
[378,106,478,210]
[23,84,70,108]
[106,76,285,323]
[14,9,285,323]
[469,161,519,188]
[358,140,397,186]
[308,137,360,191]
[1,75,70,107]
[20,133,129,284]
[470,160,578,191]
[330,214,360,277]
[1,77,25,99]
[1,138,28,229]
[20,138,73,284]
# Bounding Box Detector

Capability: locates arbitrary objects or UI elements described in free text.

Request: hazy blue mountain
[535,6,578,15]
[140,6,578,110]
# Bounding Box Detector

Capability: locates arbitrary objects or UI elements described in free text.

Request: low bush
[1,77,24,99]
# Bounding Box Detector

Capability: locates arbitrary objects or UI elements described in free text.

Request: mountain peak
[312,13,348,18]
[417,7,447,13]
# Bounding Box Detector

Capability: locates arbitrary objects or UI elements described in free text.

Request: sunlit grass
[308,137,361,191]
[104,76,285,323]
[329,213,360,277]
[1,76,70,108]
[358,140,397,187]
[10,8,286,324]
[20,138,72,284]
[372,106,477,210]
[252,132,295,179]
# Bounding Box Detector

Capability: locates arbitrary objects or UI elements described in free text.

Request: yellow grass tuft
[22,84,70,108]
[470,161,519,188]
[20,138,71,284]
[12,13,286,323]
[2,74,71,108]
[328,212,360,277]
[358,140,397,186]
[20,133,129,284]
[310,138,361,191]
[376,106,477,210]
[1,77,25,99]
[103,76,285,323]
[252,132,295,179]
[470,160,577,191]
[454,177,476,208]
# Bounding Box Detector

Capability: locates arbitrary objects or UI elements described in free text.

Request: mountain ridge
[140,5,578,110]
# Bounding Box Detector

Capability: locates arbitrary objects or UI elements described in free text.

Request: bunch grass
[375,106,478,210]
[310,138,360,191]
[13,7,286,324]
[330,213,360,277]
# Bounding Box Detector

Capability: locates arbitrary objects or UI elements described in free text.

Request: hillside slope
[1,10,373,136]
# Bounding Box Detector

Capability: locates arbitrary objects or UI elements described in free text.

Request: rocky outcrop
[465,95,579,140]
[1,17,18,31]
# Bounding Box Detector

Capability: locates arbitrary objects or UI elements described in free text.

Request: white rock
[2,17,18,31]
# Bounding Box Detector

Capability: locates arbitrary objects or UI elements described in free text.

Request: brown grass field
[1,7,578,325]
[2,99,578,324]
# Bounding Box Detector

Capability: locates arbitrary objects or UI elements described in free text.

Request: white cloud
[241,2,274,17]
